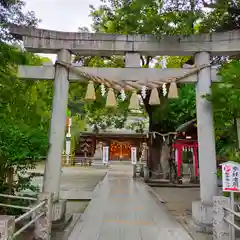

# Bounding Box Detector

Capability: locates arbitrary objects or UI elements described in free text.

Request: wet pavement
[68,163,193,240]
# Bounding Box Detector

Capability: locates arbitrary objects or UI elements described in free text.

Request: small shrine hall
[75,115,149,161]
[76,131,147,161]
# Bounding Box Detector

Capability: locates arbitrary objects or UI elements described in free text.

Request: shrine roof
[176,119,196,132]
[80,131,147,139]
[220,161,240,166]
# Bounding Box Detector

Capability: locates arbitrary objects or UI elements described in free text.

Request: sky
[23,0,102,61]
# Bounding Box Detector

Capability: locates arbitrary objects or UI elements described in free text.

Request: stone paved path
[68,165,193,240]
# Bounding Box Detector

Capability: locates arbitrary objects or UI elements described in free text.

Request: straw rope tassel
[168,81,179,98]
[85,81,96,100]
[129,91,140,109]
[106,88,117,107]
[149,87,160,105]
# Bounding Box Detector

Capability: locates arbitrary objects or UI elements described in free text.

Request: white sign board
[66,141,71,155]
[222,161,240,192]
[102,146,109,164]
[131,147,137,165]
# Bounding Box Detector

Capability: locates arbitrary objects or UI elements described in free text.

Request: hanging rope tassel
[168,81,179,98]
[149,87,160,105]
[129,91,140,109]
[106,88,117,107]
[85,81,96,100]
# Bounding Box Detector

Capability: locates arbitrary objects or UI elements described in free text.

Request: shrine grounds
[20,162,219,239]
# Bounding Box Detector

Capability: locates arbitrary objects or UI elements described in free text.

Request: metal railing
[213,196,240,240]
[223,203,240,240]
[0,192,52,240]
[62,154,75,166]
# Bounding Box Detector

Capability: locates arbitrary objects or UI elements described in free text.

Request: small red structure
[173,139,198,178]
[172,119,199,181]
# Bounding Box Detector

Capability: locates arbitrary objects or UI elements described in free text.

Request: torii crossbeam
[18,64,219,83]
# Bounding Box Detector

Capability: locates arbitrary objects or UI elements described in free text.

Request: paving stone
[68,166,193,240]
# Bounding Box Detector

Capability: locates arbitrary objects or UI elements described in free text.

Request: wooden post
[230,192,235,240]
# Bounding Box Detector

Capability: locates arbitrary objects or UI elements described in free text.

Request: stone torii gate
[10,25,235,229]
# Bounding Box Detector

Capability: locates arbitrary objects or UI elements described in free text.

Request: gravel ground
[152,187,200,217]
[152,187,212,240]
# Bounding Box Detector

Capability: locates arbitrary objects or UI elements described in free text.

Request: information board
[222,161,240,192]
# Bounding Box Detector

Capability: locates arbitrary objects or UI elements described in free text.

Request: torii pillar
[125,52,141,177]
[43,49,71,222]
[192,52,218,231]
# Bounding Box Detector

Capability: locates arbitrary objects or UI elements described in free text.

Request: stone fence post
[133,165,137,178]
[34,192,53,240]
[0,216,15,240]
[143,166,149,181]
[213,196,231,240]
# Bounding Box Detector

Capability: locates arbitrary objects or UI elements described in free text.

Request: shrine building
[75,115,148,161]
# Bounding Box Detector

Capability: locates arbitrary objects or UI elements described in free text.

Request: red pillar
[193,144,198,177]
[177,145,183,177]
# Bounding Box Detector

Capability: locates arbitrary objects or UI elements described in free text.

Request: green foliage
[0,43,50,206]
[0,107,49,198]
[149,56,196,131]
[0,119,48,167]
[90,0,204,36]
[151,84,196,132]
[70,55,130,132]
[0,0,39,41]
[88,0,200,137]
[206,61,240,156]
[0,1,49,212]
[126,118,147,133]
[211,61,240,117]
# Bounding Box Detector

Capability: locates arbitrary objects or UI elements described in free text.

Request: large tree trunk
[148,128,170,179]
[141,56,169,179]
[148,113,163,178]
[160,142,170,179]
[148,137,162,177]
[6,167,14,206]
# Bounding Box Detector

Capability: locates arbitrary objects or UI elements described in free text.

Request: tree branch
[146,56,152,67]
[140,55,145,66]
[201,0,217,9]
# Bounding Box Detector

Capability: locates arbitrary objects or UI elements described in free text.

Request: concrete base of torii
[192,202,214,233]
